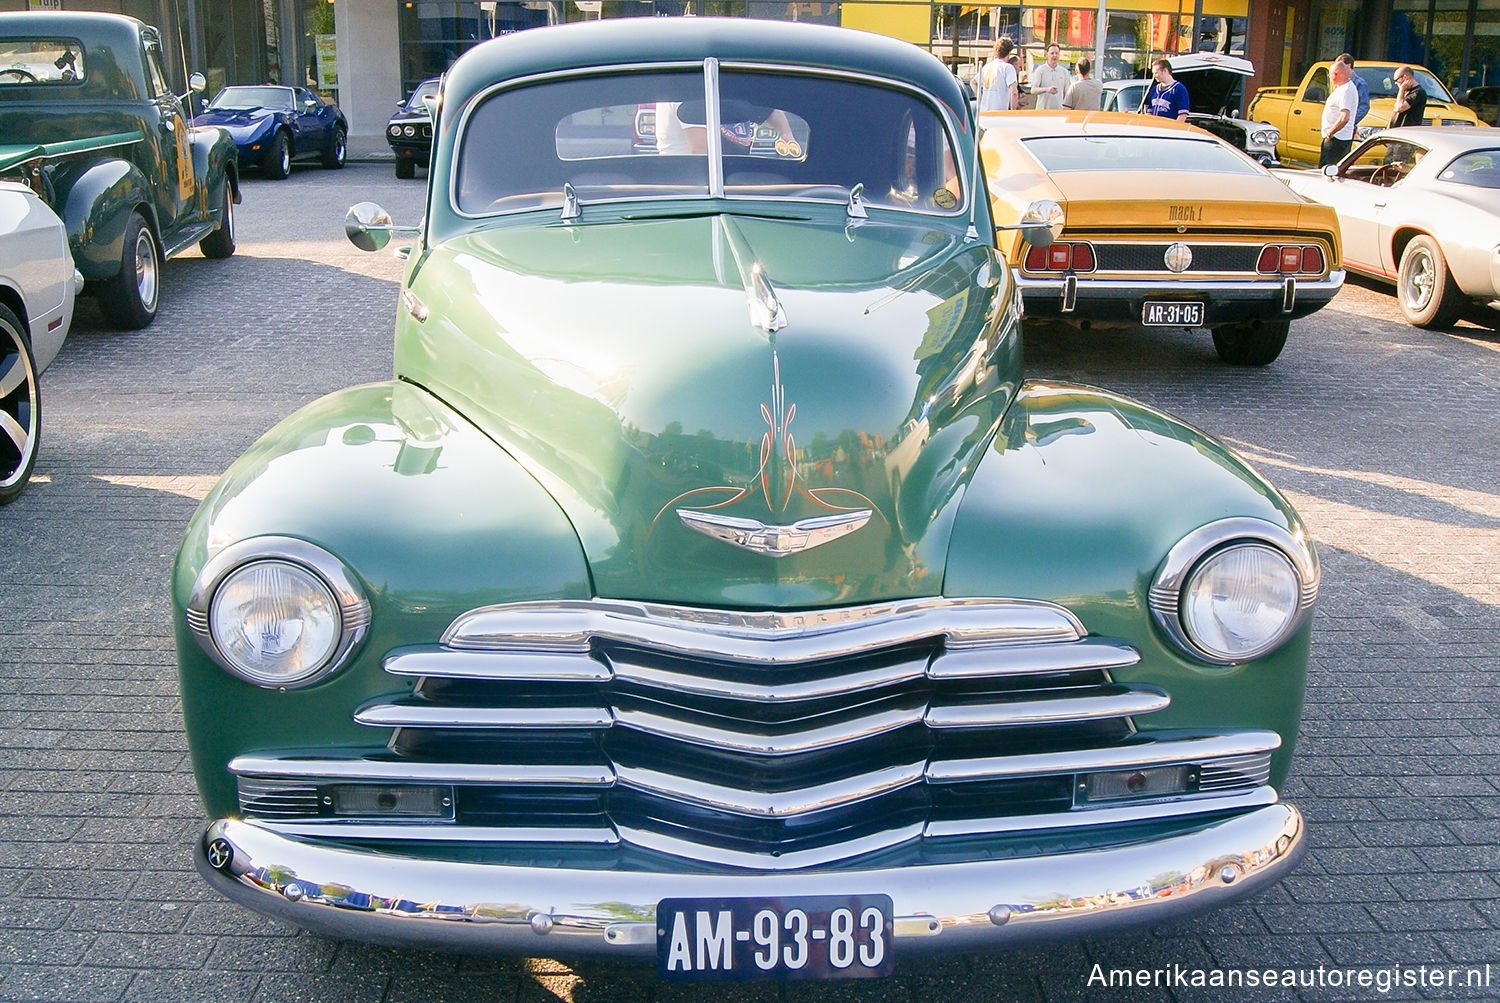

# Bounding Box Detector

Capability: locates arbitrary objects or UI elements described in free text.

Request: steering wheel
[1370,162,1405,187]
[0,67,38,83]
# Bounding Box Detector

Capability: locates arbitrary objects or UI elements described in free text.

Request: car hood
[198,107,275,128]
[396,211,1016,608]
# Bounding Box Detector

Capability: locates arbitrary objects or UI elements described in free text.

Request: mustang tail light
[1024,242,1094,273]
[1258,244,1325,275]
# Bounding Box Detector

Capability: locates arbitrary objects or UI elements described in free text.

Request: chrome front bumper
[196,803,1304,958]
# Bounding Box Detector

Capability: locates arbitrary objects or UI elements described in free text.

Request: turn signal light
[1024,242,1095,273]
[1258,244,1325,275]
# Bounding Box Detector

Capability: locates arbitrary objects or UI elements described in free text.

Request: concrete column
[336,0,402,156]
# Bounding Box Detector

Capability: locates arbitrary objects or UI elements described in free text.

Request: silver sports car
[1274,126,1500,329]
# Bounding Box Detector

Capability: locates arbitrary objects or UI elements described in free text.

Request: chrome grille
[1092,242,1263,273]
[231,598,1282,867]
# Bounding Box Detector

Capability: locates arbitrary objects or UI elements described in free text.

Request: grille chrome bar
[618,822,927,871]
[383,649,612,682]
[614,700,925,755]
[923,786,1280,838]
[926,731,1281,783]
[615,761,926,817]
[255,820,621,844]
[230,756,616,787]
[928,639,1139,678]
[443,597,1084,662]
[925,685,1169,729]
[354,702,613,730]
[608,652,928,702]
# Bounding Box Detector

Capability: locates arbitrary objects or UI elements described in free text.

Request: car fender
[944,380,1312,786]
[189,125,241,214]
[55,157,156,281]
[172,380,592,816]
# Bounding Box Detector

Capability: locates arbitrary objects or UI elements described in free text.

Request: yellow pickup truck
[1248,62,1485,165]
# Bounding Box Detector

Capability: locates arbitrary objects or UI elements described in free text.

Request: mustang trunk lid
[398,211,1014,608]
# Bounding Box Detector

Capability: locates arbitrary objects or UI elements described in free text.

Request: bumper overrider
[197,803,1304,958]
[1017,272,1345,325]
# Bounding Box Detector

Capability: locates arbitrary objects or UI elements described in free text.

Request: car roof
[442,17,967,120]
[1368,125,1500,155]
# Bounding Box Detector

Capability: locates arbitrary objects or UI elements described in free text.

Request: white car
[0,181,81,505]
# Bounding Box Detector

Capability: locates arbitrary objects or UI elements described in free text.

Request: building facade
[5,0,1493,150]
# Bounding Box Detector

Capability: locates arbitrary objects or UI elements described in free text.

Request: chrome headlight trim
[185,536,371,688]
[1149,518,1318,666]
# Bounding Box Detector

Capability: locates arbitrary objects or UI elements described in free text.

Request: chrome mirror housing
[345,203,421,253]
[997,199,1065,248]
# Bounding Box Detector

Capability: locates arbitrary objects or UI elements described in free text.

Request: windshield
[1356,66,1455,103]
[210,86,294,112]
[455,65,963,217]
[405,79,439,113]
[1022,135,1262,174]
[1436,149,1500,188]
[0,39,84,86]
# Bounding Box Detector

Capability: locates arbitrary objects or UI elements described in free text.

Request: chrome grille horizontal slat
[617,822,926,871]
[1199,752,1274,790]
[230,756,615,787]
[926,732,1281,783]
[443,597,1084,662]
[925,685,1168,729]
[355,702,613,730]
[928,639,1139,678]
[608,652,928,703]
[383,649,611,682]
[615,761,926,817]
[614,700,925,755]
[924,786,1280,838]
[256,820,620,844]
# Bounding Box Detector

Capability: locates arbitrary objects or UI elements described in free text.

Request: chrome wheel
[1400,245,1434,313]
[133,226,159,313]
[0,307,39,504]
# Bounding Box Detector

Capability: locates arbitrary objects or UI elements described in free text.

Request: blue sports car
[198,85,347,180]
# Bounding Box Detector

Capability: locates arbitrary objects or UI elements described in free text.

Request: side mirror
[345,202,421,253]
[189,71,206,92]
[1323,164,1340,178]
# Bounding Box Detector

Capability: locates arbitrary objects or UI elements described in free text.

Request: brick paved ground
[0,164,1495,1002]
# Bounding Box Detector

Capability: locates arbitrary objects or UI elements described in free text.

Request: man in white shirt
[1030,44,1071,111]
[975,35,1019,112]
[1320,58,1359,167]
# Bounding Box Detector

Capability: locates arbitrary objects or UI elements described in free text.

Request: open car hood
[396,212,1018,608]
[1168,53,1254,116]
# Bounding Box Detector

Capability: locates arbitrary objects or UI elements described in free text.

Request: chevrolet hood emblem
[677,509,872,558]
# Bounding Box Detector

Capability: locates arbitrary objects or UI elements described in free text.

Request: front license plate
[656,894,894,981]
[1143,300,1204,326]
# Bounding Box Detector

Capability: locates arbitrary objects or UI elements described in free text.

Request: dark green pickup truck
[0,11,237,329]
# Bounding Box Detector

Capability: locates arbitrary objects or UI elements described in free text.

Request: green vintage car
[175,19,1314,977]
[0,12,237,329]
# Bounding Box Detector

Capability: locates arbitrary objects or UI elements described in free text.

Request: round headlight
[388,124,400,137]
[1180,543,1300,662]
[210,560,342,686]
[402,124,415,138]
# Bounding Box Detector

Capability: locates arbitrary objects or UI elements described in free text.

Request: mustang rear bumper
[1018,272,1345,325]
[196,803,1304,958]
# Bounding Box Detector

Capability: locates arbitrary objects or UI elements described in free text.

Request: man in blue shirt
[1145,58,1189,121]
[1338,53,1369,131]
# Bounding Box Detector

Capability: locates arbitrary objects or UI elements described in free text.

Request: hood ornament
[678,509,871,558]
[655,352,880,557]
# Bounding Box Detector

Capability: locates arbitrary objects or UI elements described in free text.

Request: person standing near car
[1062,57,1102,111]
[1145,58,1189,121]
[1337,53,1370,131]
[1389,64,1427,127]
[1030,44,1071,110]
[1320,57,1359,166]
[976,35,1020,112]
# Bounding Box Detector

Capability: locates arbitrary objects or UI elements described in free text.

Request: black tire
[0,303,39,506]
[263,130,291,180]
[199,182,236,259]
[322,126,346,169]
[1211,319,1290,366]
[1397,234,1467,329]
[94,211,159,330]
[394,157,416,180]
